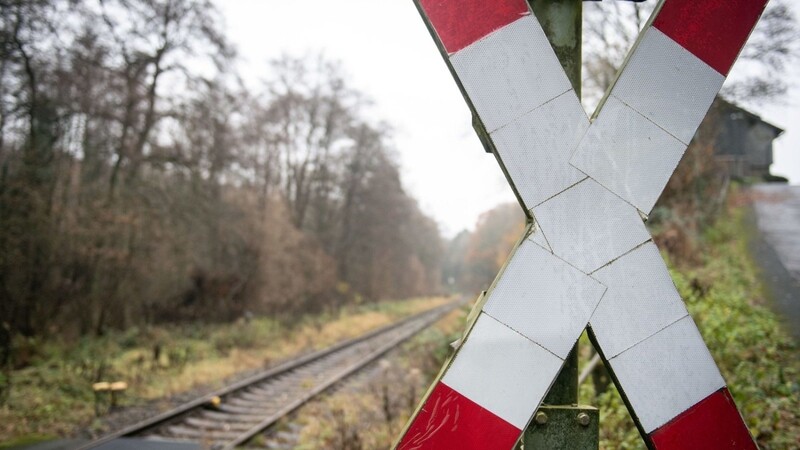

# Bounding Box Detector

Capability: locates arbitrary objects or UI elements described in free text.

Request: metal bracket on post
[521,405,600,450]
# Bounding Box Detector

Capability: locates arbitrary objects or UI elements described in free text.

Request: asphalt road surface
[749,184,800,341]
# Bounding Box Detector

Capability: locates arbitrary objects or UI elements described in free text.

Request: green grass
[583,206,800,449]
[293,205,799,450]
[5,204,798,449]
[292,305,468,450]
[0,434,58,449]
[288,204,799,449]
[0,296,452,444]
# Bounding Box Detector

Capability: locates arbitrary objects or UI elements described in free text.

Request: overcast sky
[216,0,800,238]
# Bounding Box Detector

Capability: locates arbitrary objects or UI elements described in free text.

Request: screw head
[534,411,548,425]
[577,412,591,427]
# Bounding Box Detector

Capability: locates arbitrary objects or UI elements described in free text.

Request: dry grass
[140,306,444,399]
[292,204,800,449]
[140,301,450,399]
[0,296,453,446]
[291,305,468,450]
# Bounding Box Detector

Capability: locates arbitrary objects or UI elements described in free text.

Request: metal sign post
[517,3,598,448]
[395,1,768,449]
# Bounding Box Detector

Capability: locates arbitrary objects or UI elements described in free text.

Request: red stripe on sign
[653,0,768,75]
[397,382,521,450]
[649,387,757,450]
[418,0,529,54]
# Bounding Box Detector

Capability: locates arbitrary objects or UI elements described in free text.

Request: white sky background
[216,1,800,238]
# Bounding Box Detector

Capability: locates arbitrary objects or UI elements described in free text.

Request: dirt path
[748,184,800,341]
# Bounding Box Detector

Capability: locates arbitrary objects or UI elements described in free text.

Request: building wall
[712,102,781,179]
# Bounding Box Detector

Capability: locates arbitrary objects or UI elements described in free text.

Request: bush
[591,206,800,449]
[763,173,789,183]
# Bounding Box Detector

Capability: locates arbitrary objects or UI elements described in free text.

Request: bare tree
[725,1,799,102]
[260,55,358,229]
[0,6,445,394]
[91,0,233,196]
[583,0,798,107]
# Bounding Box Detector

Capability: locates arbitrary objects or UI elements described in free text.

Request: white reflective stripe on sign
[483,240,606,359]
[589,242,689,359]
[402,1,765,447]
[607,315,725,433]
[569,96,687,215]
[442,313,563,430]
[532,178,651,274]
[450,15,572,133]
[611,27,724,145]
[491,91,589,210]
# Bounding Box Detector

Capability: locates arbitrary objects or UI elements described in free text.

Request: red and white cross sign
[395,1,767,449]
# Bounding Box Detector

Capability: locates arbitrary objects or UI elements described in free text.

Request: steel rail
[80,299,462,449]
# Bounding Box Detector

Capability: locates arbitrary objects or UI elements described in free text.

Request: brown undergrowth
[291,305,467,450]
[291,202,799,449]
[0,296,452,447]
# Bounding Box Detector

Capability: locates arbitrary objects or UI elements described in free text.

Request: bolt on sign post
[394,1,768,449]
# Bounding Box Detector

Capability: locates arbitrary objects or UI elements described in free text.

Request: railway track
[81,300,462,450]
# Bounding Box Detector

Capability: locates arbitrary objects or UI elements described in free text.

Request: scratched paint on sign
[397,382,520,450]
[649,388,758,450]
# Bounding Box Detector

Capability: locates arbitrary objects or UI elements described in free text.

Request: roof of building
[716,98,785,138]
